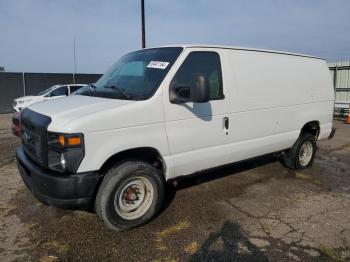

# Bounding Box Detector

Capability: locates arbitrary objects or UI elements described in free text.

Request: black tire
[280,133,316,170]
[95,160,165,231]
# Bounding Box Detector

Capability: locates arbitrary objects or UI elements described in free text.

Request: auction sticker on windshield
[147,61,169,69]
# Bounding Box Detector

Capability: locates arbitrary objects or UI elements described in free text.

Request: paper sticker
[147,61,170,69]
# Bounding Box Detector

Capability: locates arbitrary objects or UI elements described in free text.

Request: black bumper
[16,146,101,210]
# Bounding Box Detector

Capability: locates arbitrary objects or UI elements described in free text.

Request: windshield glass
[75,47,183,100]
[37,85,58,96]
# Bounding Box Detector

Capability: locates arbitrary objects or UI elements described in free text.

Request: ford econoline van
[16,45,335,231]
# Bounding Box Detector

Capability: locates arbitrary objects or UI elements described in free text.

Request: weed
[318,244,343,262]
[155,219,190,251]
[184,241,199,255]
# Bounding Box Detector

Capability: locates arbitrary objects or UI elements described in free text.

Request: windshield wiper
[103,85,132,99]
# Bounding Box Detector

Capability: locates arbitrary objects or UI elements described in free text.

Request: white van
[12,84,87,112]
[16,45,335,231]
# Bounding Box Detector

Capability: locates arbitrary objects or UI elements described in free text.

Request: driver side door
[163,49,231,178]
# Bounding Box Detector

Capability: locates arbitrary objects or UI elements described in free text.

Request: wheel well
[301,121,320,139]
[99,147,165,176]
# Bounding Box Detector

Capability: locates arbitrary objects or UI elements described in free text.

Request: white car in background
[12,84,87,112]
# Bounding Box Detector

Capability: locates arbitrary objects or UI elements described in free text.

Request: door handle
[223,117,229,130]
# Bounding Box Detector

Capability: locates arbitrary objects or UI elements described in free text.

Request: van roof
[153,44,324,60]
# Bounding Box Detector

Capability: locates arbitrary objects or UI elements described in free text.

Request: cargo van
[16,45,335,231]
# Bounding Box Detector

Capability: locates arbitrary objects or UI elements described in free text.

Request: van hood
[28,95,134,127]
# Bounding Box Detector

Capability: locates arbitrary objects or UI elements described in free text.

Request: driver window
[50,86,68,97]
[171,51,224,100]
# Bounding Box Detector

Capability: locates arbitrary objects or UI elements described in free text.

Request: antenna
[141,0,146,48]
[73,36,77,83]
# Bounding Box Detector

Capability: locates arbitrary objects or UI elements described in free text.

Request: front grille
[13,101,17,107]
[21,109,51,168]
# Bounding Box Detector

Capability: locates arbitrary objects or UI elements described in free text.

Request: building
[329,61,350,115]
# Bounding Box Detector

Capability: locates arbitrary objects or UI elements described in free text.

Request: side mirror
[191,74,210,103]
[170,74,210,104]
[170,85,191,104]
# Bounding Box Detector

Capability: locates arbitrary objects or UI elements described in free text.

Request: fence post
[333,66,338,91]
[22,72,26,96]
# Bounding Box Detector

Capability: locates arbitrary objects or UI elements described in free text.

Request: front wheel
[95,160,165,231]
[280,133,316,170]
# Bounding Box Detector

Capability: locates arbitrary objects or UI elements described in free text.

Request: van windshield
[75,47,183,100]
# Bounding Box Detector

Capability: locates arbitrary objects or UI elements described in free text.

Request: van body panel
[162,48,232,178]
[225,50,333,164]
[29,95,134,132]
[161,47,334,179]
[75,95,170,173]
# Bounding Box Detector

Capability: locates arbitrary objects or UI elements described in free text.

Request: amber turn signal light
[58,135,65,146]
[58,135,81,146]
[67,136,81,146]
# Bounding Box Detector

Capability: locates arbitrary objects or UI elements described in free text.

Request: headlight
[47,132,85,173]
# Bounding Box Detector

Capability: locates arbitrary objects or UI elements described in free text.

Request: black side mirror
[190,74,210,103]
[170,85,191,104]
[170,74,210,104]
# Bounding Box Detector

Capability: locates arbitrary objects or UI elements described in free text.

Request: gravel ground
[0,113,349,262]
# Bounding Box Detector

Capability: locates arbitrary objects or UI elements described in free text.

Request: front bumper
[16,146,101,210]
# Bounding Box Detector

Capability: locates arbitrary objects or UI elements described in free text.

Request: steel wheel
[298,141,313,166]
[114,176,154,220]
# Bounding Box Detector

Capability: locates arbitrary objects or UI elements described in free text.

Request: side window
[171,51,224,100]
[69,85,82,93]
[50,86,68,97]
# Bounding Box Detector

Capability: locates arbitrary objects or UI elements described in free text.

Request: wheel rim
[299,141,313,166]
[114,176,154,220]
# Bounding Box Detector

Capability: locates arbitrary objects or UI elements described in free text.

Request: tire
[280,133,316,170]
[95,160,165,231]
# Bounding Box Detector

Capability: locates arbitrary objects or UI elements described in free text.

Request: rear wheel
[95,160,165,231]
[280,133,316,170]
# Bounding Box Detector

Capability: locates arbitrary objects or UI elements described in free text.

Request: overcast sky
[1,0,350,73]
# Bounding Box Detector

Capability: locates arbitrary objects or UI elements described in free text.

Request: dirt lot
[0,113,350,262]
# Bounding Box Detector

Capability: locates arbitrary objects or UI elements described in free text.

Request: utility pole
[141,0,146,48]
[73,36,77,83]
